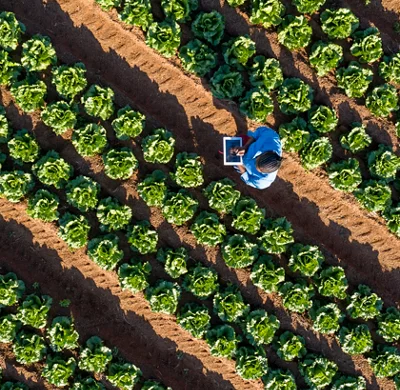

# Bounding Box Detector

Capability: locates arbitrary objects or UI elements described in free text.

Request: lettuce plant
[179,39,217,77]
[354,180,392,212]
[213,285,249,323]
[250,255,285,293]
[278,15,312,50]
[33,150,73,188]
[206,324,239,358]
[309,301,343,334]
[146,20,181,58]
[210,65,244,99]
[126,220,158,254]
[288,243,324,277]
[346,284,383,320]
[0,170,34,203]
[52,63,88,100]
[145,280,181,314]
[368,144,400,181]
[308,105,338,134]
[250,0,286,29]
[236,347,268,381]
[203,178,240,214]
[107,362,142,390]
[0,272,25,306]
[41,101,77,135]
[309,41,343,76]
[263,369,297,390]
[0,50,21,86]
[299,354,338,389]
[239,88,274,122]
[182,264,219,299]
[157,247,188,279]
[13,331,47,364]
[249,56,284,92]
[142,128,175,163]
[72,377,105,390]
[340,123,372,153]
[336,61,373,98]
[226,0,246,5]
[112,105,145,140]
[82,84,114,120]
[259,217,294,254]
[161,0,198,22]
[88,234,124,271]
[137,170,167,207]
[222,234,258,268]
[72,123,108,157]
[279,280,314,313]
[316,265,348,299]
[118,0,153,30]
[338,324,373,355]
[320,9,359,39]
[278,78,314,115]
[279,117,310,153]
[8,129,40,163]
[293,0,326,14]
[331,375,367,390]
[274,331,306,361]
[95,0,121,10]
[0,314,20,343]
[191,211,226,246]
[21,34,57,71]
[162,190,198,226]
[368,345,400,378]
[377,307,400,342]
[379,52,400,84]
[78,336,112,373]
[118,261,152,293]
[17,294,52,329]
[192,11,225,46]
[384,206,400,236]
[366,84,399,117]
[232,197,264,235]
[300,137,332,170]
[0,11,26,50]
[171,152,204,188]
[244,309,280,346]
[103,148,138,180]
[327,158,362,192]
[42,355,76,387]
[223,35,256,69]
[58,212,90,249]
[11,78,47,112]
[177,303,211,338]
[0,106,10,143]
[96,197,132,232]
[351,27,383,64]
[47,316,79,352]
[66,176,100,212]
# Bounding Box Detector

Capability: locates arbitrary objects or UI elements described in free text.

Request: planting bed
[0,0,399,389]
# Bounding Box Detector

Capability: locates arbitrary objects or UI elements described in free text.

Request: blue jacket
[241,127,282,190]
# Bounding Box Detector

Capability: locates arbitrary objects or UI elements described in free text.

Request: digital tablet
[223,137,243,166]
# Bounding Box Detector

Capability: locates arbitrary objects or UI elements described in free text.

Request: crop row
[88,0,400,238]
[0,367,29,390]
[0,272,170,390]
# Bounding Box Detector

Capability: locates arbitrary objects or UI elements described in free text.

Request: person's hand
[231,146,246,157]
[234,165,246,174]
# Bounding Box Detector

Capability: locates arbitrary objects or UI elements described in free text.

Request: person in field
[232,126,282,190]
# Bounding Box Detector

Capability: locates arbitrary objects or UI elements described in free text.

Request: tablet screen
[223,137,243,165]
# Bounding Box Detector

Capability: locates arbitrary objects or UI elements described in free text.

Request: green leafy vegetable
[299,354,338,389]
[368,144,400,181]
[203,178,240,214]
[21,34,57,71]
[142,128,175,164]
[72,123,108,157]
[145,280,181,314]
[327,158,362,192]
[112,105,145,140]
[309,301,343,334]
[278,78,314,115]
[47,316,79,352]
[309,41,343,76]
[213,284,249,323]
[95,0,121,11]
[146,20,181,58]
[8,129,40,163]
[137,170,167,207]
[52,63,87,100]
[0,50,21,86]
[263,369,297,390]
[223,35,256,68]
[42,355,76,387]
[0,170,34,203]
[340,122,372,153]
[13,331,47,364]
[351,27,383,64]
[0,314,20,343]
[177,303,211,338]
[183,264,219,299]
[259,217,294,254]
[103,148,138,180]
[41,101,77,135]
[0,272,25,306]
[191,211,226,246]
[11,78,47,112]
[0,106,10,143]
[279,280,314,313]
[249,56,284,92]
[288,243,324,277]
[171,152,204,188]
[250,255,285,293]
[354,180,392,212]
[161,190,198,226]
[250,0,285,29]
[338,324,373,355]
[235,346,268,380]
[384,206,400,236]
[346,284,383,320]
[17,294,52,329]
[316,265,348,299]
[58,212,90,249]
[331,375,367,390]
[179,39,217,77]
[96,197,132,232]
[0,11,26,51]
[379,52,400,84]
[244,309,280,346]
[78,336,112,374]
[308,105,338,134]
[222,234,258,268]
[192,11,225,46]
[377,307,400,342]
[157,246,188,278]
[81,84,114,120]
[300,136,332,170]
[210,65,244,99]
[161,0,198,22]
[232,197,265,235]
[118,0,153,31]
[72,377,105,390]
[118,261,152,294]
[88,234,124,271]
[279,117,310,153]
[107,362,142,390]
[206,325,239,358]
[278,15,312,50]
[293,0,326,14]
[368,345,400,378]
[320,9,359,39]
[274,331,306,361]
[66,175,100,212]
[239,88,274,122]
[336,61,373,98]
[366,84,399,117]
[126,220,158,254]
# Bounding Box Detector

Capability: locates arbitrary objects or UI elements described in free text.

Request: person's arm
[241,171,275,189]
[232,136,255,156]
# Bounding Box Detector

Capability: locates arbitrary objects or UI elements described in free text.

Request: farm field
[0,0,399,389]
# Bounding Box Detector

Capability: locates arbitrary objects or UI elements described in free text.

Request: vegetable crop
[346,284,383,320]
[0,11,26,51]
[96,196,132,232]
[41,101,77,135]
[222,35,256,69]
[293,0,326,14]
[274,331,306,361]
[309,301,343,334]
[250,255,285,293]
[354,180,392,212]
[8,129,40,163]
[87,234,124,271]
[171,152,204,188]
[177,303,211,338]
[222,234,258,268]
[279,117,310,153]
[377,307,400,342]
[288,243,324,277]
[126,220,158,254]
[0,170,34,203]
[161,190,198,225]
[309,41,343,76]
[182,264,219,299]
[316,265,348,300]
[66,175,100,212]
[137,170,167,207]
[157,246,188,278]
[72,124,108,157]
[213,284,249,323]
[258,217,294,254]
[338,324,373,355]
[379,52,400,84]
[118,0,153,30]
[368,144,400,181]
[11,78,47,112]
[239,88,274,123]
[179,39,217,77]
[278,78,314,115]
[146,20,181,58]
[51,63,88,100]
[206,324,239,358]
[112,105,145,140]
[250,0,285,29]
[320,9,359,39]
[299,354,338,389]
[210,65,244,99]
[203,178,240,214]
[161,0,198,22]
[336,61,373,98]
[300,137,332,170]
[340,123,372,153]
[81,84,114,120]
[279,280,314,313]
[350,27,383,64]
[191,11,225,46]
[78,336,112,374]
[249,56,283,92]
[327,158,362,192]
[145,280,181,314]
[232,197,264,235]
[308,105,338,134]
[118,261,152,294]
[103,148,138,180]
[58,212,90,249]
[191,211,226,246]
[21,34,56,72]
[278,15,312,51]
[366,84,399,117]
[142,128,175,164]
[235,346,268,380]
[244,309,280,346]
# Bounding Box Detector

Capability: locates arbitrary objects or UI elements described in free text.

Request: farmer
[232,126,282,190]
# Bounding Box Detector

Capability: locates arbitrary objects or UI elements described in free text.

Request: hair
[256,151,282,173]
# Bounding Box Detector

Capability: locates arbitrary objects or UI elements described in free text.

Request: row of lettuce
[0,272,170,390]
[0,367,30,390]
[83,0,400,236]
[0,13,399,388]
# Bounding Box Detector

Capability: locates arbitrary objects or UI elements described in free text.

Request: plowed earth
[0,0,399,389]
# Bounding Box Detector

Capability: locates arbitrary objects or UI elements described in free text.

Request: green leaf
[299,354,338,389]
[107,362,142,390]
[88,234,124,271]
[13,331,47,364]
[210,65,244,99]
[103,148,138,180]
[336,61,373,98]
[308,105,338,134]
[126,220,158,254]
[203,178,240,214]
[0,105,11,143]
[118,0,153,31]
[171,152,204,188]
[232,197,265,235]
[111,105,145,140]
[52,63,87,100]
[340,122,372,153]
[250,255,285,293]
[316,265,348,300]
[346,284,383,320]
[177,302,211,338]
[192,11,225,46]
[250,0,285,29]
[327,158,362,192]
[379,52,400,84]
[161,0,198,22]
[206,325,239,358]
[235,346,268,380]
[368,345,400,378]
[331,375,367,390]
[300,136,332,170]
[162,190,198,226]
[274,331,306,361]
[182,264,219,299]
[58,212,90,249]
[17,294,52,329]
[223,35,256,68]
[244,309,280,346]
[141,380,171,390]
[145,280,181,314]
[263,369,297,390]
[72,123,108,157]
[137,170,167,207]
[259,217,294,254]
[354,180,392,212]
[78,336,112,374]
[0,273,25,306]
[41,101,77,135]
[366,84,399,117]
[249,56,284,92]
[279,117,310,153]
[47,316,79,352]
[278,78,314,115]
[278,15,312,50]
[72,377,105,390]
[95,0,121,11]
[8,129,40,163]
[293,0,326,14]
[118,261,152,294]
[157,246,188,278]
[309,41,343,77]
[288,243,324,276]
[42,355,76,387]
[81,84,114,120]
[226,0,246,5]
[213,284,250,323]
[384,206,400,236]
[190,211,226,246]
[146,20,181,58]
[0,11,26,51]
[279,280,314,313]
[377,307,400,342]
[239,88,274,122]
[0,50,21,86]
[21,34,57,71]
[11,78,47,112]
[66,175,100,212]
[351,27,383,64]
[368,144,400,181]
[309,301,343,334]
[96,197,132,232]
[142,128,175,163]
[0,314,20,343]
[179,39,217,77]
[338,324,373,355]
[0,170,34,203]
[222,234,258,268]
[320,8,359,39]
